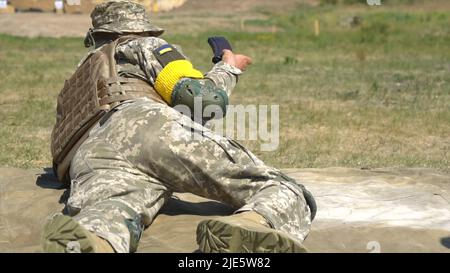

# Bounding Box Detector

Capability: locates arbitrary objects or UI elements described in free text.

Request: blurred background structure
[1,0,187,13]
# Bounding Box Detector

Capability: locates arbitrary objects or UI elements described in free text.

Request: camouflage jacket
[79,36,243,99]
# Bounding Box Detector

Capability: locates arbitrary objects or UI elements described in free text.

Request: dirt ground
[1,167,449,253]
[0,0,311,38]
[2,0,449,38]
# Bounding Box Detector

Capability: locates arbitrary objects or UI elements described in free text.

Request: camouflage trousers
[67,98,315,253]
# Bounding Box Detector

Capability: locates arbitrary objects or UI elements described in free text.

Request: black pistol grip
[207,36,233,64]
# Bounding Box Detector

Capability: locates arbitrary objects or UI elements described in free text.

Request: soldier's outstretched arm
[116,37,252,120]
[116,36,251,96]
[203,49,252,97]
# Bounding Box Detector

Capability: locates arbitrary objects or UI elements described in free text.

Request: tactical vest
[51,35,166,184]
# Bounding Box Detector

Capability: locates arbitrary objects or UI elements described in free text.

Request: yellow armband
[154,60,204,104]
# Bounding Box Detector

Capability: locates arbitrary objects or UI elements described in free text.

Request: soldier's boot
[41,214,115,253]
[196,211,308,253]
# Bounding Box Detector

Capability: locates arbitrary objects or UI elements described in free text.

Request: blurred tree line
[320,0,423,5]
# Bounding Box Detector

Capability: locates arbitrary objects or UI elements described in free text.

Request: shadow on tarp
[35,167,70,214]
[160,197,234,217]
[441,237,450,249]
[34,167,234,217]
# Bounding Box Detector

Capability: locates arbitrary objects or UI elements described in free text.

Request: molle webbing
[51,35,165,184]
[98,76,166,106]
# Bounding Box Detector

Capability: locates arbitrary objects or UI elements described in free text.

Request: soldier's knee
[272,175,317,221]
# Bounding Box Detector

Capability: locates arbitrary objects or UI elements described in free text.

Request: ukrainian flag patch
[158,44,173,55]
[153,44,185,67]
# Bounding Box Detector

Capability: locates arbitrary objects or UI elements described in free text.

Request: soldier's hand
[222,49,252,71]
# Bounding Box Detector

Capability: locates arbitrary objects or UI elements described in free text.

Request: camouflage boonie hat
[89,0,164,36]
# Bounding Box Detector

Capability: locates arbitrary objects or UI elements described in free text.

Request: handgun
[207,36,233,64]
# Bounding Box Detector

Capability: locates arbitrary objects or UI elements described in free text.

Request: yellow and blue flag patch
[153,44,185,67]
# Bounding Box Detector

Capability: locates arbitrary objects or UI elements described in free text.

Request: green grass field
[0,1,449,171]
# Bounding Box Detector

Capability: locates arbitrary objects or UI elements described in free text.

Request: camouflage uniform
[59,1,315,253]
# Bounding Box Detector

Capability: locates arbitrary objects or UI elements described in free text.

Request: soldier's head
[84,0,164,48]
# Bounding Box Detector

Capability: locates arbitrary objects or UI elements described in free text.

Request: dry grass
[0,0,448,171]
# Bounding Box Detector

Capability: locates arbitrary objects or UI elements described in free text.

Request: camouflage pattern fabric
[64,34,314,252]
[89,1,164,36]
[68,98,312,253]
[114,36,242,94]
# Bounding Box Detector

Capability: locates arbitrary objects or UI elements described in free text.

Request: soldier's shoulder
[77,47,104,68]
[121,36,169,49]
